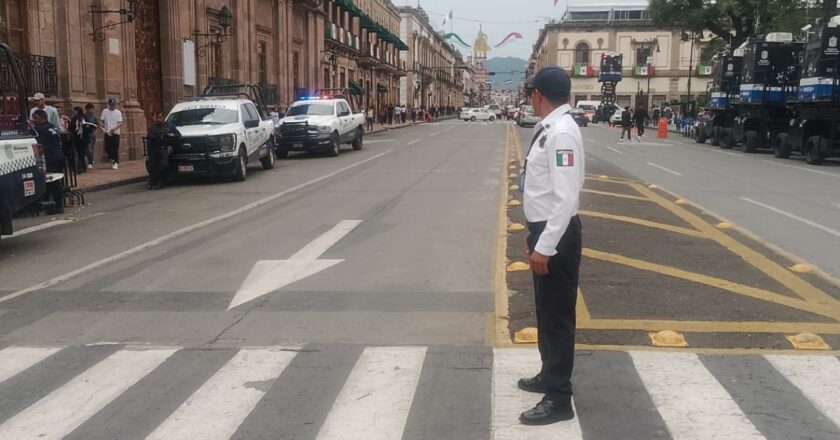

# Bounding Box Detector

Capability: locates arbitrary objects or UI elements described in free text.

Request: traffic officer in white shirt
[517,66,584,425]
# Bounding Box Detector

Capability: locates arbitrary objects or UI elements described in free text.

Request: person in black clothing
[145,112,180,190]
[651,105,661,127]
[31,109,65,214]
[634,104,648,142]
[619,106,633,142]
[69,107,87,172]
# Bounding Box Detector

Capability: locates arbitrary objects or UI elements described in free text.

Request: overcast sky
[395,0,646,60]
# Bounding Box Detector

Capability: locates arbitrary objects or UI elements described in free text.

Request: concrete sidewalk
[74,117,454,193]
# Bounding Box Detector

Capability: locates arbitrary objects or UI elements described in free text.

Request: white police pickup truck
[276,96,365,158]
[0,126,46,238]
[166,97,275,181]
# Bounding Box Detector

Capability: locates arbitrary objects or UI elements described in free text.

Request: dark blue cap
[528,66,571,101]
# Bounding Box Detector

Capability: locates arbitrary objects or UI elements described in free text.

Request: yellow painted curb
[789,263,814,274]
[786,332,831,350]
[507,261,530,272]
[507,199,522,207]
[508,223,525,232]
[648,330,688,347]
[509,184,520,191]
[514,327,538,344]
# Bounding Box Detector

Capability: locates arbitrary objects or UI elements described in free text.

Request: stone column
[160,0,188,111]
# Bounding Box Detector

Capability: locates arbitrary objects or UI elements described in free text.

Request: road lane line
[9,219,76,238]
[0,150,394,305]
[146,348,299,440]
[0,348,176,439]
[766,160,840,178]
[710,149,743,157]
[646,162,683,176]
[316,346,426,440]
[740,197,840,239]
[0,346,61,384]
[630,351,764,439]
[493,348,582,439]
[765,355,840,426]
[585,137,595,143]
[606,146,624,154]
[407,138,422,146]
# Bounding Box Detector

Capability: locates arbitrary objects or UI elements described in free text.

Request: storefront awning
[348,80,365,96]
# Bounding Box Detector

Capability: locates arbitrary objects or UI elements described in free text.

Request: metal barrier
[59,134,85,207]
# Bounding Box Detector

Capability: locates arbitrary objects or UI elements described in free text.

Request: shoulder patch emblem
[556,149,574,167]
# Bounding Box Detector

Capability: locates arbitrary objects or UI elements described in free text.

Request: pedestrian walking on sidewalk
[634,103,648,142]
[145,111,180,190]
[366,106,375,131]
[519,65,583,426]
[400,104,407,123]
[82,104,98,169]
[619,106,633,142]
[32,110,65,215]
[393,104,401,125]
[99,97,123,170]
[69,107,87,172]
[28,92,61,129]
[410,106,417,123]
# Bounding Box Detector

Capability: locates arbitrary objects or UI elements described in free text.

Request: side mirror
[244,119,259,128]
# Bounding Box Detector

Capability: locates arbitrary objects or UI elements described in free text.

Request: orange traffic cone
[657,117,668,139]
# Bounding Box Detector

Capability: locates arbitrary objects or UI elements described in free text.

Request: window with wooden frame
[0,0,27,53]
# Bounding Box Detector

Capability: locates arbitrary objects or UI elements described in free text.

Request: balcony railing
[0,52,58,97]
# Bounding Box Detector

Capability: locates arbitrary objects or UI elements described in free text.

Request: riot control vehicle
[598,53,623,122]
[724,33,803,153]
[695,52,743,145]
[779,16,840,164]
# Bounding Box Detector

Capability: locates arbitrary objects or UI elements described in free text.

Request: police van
[0,41,47,238]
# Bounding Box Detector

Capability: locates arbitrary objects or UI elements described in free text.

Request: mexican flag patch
[556,150,574,167]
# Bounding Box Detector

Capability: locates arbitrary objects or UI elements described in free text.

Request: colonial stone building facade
[397,6,463,110]
[529,3,713,110]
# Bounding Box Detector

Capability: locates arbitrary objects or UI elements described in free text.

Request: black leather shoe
[519,399,574,425]
[517,375,546,394]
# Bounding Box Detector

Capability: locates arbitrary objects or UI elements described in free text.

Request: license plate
[178,164,194,172]
[293,143,303,149]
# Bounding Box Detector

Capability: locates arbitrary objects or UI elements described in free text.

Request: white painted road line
[407,138,422,146]
[492,348,583,440]
[146,348,299,440]
[646,162,684,176]
[585,137,595,143]
[8,219,76,238]
[606,146,625,154]
[0,348,176,440]
[765,160,840,178]
[765,355,840,427]
[0,346,61,384]
[710,149,743,157]
[316,346,427,440]
[0,150,394,306]
[740,197,840,239]
[630,351,764,439]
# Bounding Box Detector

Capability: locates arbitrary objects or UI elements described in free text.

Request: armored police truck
[778,16,840,164]
[695,51,743,145]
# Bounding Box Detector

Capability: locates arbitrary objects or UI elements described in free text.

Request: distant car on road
[517,106,541,127]
[609,110,623,127]
[277,96,365,158]
[570,108,589,127]
[462,108,496,122]
[486,103,503,117]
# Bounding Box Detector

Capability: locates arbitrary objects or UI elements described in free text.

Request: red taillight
[32,143,46,175]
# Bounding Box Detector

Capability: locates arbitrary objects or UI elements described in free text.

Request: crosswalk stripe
[0,346,60,384]
[630,351,765,439]
[316,346,427,440]
[492,348,583,440]
[0,348,176,440]
[765,355,840,427]
[146,347,299,440]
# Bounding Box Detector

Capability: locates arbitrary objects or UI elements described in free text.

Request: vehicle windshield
[571,108,585,114]
[167,107,238,125]
[578,104,596,111]
[287,103,334,116]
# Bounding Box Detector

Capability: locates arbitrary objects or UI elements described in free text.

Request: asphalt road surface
[0,119,838,439]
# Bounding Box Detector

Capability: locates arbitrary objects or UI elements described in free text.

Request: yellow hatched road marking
[579,210,707,238]
[579,318,840,334]
[576,288,591,322]
[583,248,840,321]
[630,182,840,308]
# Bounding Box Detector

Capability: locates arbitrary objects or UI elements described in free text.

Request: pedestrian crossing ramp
[0,344,838,439]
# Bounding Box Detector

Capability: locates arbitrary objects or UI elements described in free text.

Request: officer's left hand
[529,251,550,275]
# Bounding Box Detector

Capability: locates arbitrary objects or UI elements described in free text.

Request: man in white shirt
[29,92,62,130]
[517,66,584,425]
[99,97,123,169]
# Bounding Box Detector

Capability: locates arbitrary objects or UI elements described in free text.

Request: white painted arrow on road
[228,220,362,310]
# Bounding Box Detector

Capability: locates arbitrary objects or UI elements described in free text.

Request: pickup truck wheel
[742,130,759,153]
[328,132,341,157]
[490,116,496,121]
[470,116,476,122]
[0,198,12,236]
[804,136,825,165]
[773,133,791,159]
[352,127,363,151]
[234,147,247,181]
[261,138,275,170]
